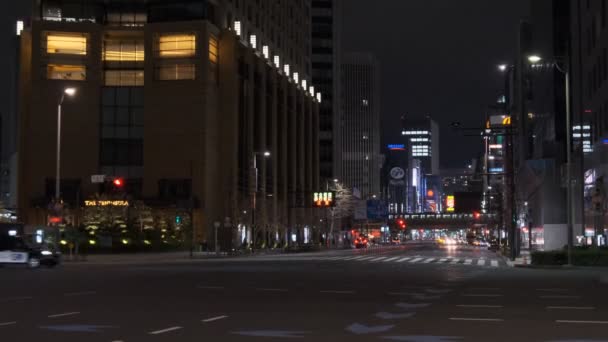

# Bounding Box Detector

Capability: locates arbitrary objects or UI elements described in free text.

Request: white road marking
[358,256,376,261]
[464,259,473,265]
[384,257,400,262]
[409,257,423,263]
[350,256,366,260]
[197,286,225,290]
[556,320,608,324]
[449,317,504,322]
[450,258,461,264]
[320,290,356,294]
[537,288,567,292]
[256,288,288,292]
[48,312,80,318]
[370,257,388,262]
[457,305,503,308]
[547,306,595,310]
[202,315,228,323]
[148,326,183,335]
[490,260,499,267]
[439,258,448,263]
[423,258,435,263]
[461,294,503,297]
[469,287,501,291]
[0,296,33,303]
[64,291,97,297]
[0,321,17,327]
[396,257,411,262]
[477,259,486,266]
[540,295,580,299]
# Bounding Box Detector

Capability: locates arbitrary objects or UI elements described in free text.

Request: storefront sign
[84,200,129,207]
[446,195,455,212]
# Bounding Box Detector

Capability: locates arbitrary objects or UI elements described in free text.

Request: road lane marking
[148,326,183,335]
[540,295,580,299]
[409,257,423,263]
[438,258,448,263]
[202,315,228,323]
[547,306,595,310]
[477,259,486,266]
[197,286,225,290]
[537,288,567,292]
[48,312,80,318]
[556,320,608,324]
[0,296,33,303]
[64,291,97,297]
[358,256,375,261]
[0,321,17,327]
[256,288,288,292]
[461,294,503,297]
[457,305,503,308]
[350,256,366,260]
[370,257,388,262]
[320,290,356,294]
[384,257,400,262]
[450,258,461,264]
[490,260,499,267]
[423,258,435,263]
[449,317,504,322]
[469,287,501,291]
[396,257,411,262]
[464,259,473,265]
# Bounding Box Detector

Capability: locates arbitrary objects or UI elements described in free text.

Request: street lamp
[252,151,271,249]
[498,64,508,72]
[56,87,77,199]
[527,54,574,264]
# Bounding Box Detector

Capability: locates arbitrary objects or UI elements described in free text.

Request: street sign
[91,175,106,184]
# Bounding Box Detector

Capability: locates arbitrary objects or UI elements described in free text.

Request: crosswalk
[315,255,504,268]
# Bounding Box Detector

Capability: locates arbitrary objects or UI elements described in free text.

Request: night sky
[1,1,530,169]
[342,0,530,168]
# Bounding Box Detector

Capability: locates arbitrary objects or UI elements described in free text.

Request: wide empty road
[1,242,607,342]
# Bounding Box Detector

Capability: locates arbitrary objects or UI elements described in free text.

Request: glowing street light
[528,55,542,64]
[498,64,508,72]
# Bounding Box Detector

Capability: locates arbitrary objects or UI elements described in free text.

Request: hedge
[531,248,608,266]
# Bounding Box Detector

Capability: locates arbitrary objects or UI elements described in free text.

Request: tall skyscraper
[340,53,380,198]
[312,0,342,185]
[15,0,320,248]
[401,116,440,176]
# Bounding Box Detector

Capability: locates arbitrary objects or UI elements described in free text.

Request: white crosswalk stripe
[397,257,411,262]
[451,258,461,264]
[477,259,486,266]
[350,256,366,260]
[409,257,424,263]
[439,258,448,263]
[491,260,499,267]
[358,256,375,261]
[370,257,388,262]
[464,259,473,265]
[423,258,435,263]
[384,257,400,262]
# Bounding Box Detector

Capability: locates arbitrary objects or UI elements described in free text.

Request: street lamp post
[251,151,271,249]
[528,54,573,265]
[56,87,76,200]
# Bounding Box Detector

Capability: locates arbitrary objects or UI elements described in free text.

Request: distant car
[0,235,60,269]
[354,236,369,248]
[391,237,401,245]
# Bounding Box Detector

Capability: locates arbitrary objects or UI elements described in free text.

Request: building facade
[16,0,320,250]
[312,0,342,186]
[340,52,380,199]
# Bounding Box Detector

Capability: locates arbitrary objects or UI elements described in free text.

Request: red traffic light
[473,212,481,219]
[113,178,124,187]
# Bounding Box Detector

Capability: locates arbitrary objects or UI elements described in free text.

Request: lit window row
[410,138,429,142]
[403,130,429,135]
[573,125,591,131]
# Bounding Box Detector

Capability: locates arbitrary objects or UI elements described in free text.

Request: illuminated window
[156,64,195,80]
[208,35,218,63]
[46,33,87,55]
[47,64,86,80]
[105,70,144,86]
[157,34,196,57]
[104,40,144,62]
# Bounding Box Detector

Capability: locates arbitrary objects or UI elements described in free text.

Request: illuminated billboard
[313,192,335,207]
[446,195,455,212]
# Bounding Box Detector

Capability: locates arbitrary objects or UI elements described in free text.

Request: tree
[327,182,355,246]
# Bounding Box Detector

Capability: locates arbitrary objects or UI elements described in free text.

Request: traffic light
[397,219,406,229]
[473,212,481,219]
[175,215,182,225]
[113,178,123,187]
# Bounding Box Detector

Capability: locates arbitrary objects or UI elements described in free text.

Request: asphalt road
[1,242,607,342]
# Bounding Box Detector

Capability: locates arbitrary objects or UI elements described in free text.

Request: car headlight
[41,250,53,256]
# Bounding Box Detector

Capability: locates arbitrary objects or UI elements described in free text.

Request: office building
[16,0,320,249]
[401,116,440,176]
[340,52,381,199]
[312,0,342,185]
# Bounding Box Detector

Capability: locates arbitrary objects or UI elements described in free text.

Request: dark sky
[1,1,530,169]
[342,0,530,169]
